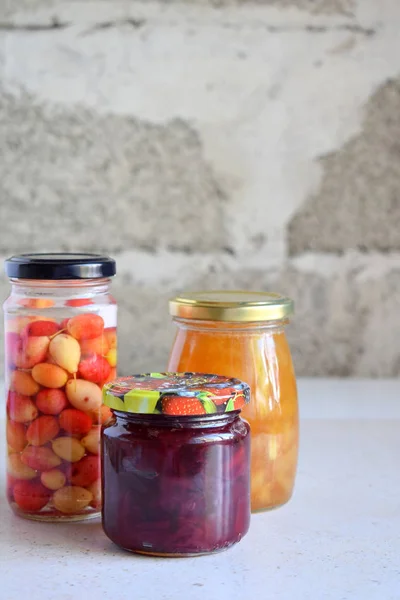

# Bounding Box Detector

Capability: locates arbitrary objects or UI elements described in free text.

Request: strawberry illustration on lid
[103,372,250,416]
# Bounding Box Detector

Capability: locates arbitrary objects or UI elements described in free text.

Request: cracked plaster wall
[0,0,400,378]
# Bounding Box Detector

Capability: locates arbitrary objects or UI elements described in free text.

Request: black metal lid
[4,253,116,280]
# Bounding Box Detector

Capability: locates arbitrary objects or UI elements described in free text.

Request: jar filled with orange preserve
[3,253,117,521]
[168,291,298,512]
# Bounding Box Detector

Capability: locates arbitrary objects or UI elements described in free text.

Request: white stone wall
[1,0,400,376]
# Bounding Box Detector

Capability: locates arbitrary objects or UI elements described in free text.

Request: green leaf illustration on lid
[201,398,217,414]
[103,394,125,411]
[124,389,160,413]
[225,398,235,412]
[149,373,166,379]
[196,391,213,401]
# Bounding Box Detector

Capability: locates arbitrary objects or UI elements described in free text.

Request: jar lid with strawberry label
[102,372,250,416]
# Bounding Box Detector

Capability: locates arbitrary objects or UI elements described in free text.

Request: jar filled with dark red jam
[101,372,251,556]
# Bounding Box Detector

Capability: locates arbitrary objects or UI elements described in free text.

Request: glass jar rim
[169,290,294,322]
[8,277,112,288]
[110,410,241,428]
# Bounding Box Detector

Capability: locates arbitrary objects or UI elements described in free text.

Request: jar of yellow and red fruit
[167,291,298,513]
[3,253,117,521]
[101,372,251,556]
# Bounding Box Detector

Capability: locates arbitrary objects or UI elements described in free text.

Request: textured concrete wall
[0,0,399,377]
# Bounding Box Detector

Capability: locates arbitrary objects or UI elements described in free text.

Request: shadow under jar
[102,372,251,556]
[3,253,117,521]
[167,291,298,513]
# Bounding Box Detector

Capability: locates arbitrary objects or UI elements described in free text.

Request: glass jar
[3,253,117,521]
[167,291,298,513]
[102,372,251,556]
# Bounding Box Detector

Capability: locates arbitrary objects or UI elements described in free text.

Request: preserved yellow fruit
[168,291,298,512]
[53,486,93,514]
[52,437,85,463]
[81,427,101,455]
[65,379,102,412]
[49,334,81,374]
[41,469,66,491]
[8,454,37,480]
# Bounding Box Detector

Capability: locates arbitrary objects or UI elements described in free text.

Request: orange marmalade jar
[167,291,298,512]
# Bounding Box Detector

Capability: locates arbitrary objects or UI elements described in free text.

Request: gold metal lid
[169,291,294,322]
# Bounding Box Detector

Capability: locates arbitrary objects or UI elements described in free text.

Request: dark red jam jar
[101,372,251,556]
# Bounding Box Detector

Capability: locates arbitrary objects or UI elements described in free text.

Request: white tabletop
[1,378,399,600]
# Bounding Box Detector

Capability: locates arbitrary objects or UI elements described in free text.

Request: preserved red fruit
[13,481,51,512]
[26,416,59,446]
[22,320,60,337]
[35,389,69,415]
[67,314,104,340]
[21,446,62,471]
[59,409,92,436]
[65,298,93,307]
[70,456,99,487]
[7,392,38,423]
[6,421,27,452]
[5,318,110,519]
[102,373,251,556]
[80,336,109,356]
[14,336,49,369]
[78,354,111,384]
